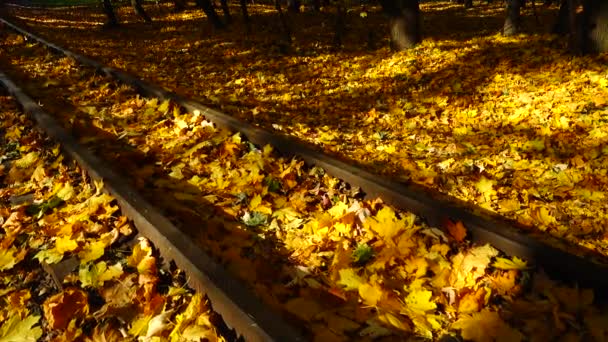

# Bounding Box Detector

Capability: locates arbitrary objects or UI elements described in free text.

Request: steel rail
[2,18,608,296]
[0,71,306,342]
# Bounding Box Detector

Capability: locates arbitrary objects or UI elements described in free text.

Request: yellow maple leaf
[475,177,495,202]
[55,235,79,254]
[328,201,349,218]
[405,289,436,314]
[450,244,499,288]
[169,293,208,340]
[0,314,43,341]
[56,183,75,201]
[530,205,556,227]
[129,314,153,337]
[492,256,528,270]
[0,246,25,271]
[14,151,39,168]
[128,238,157,276]
[34,248,64,264]
[249,194,262,210]
[364,206,414,242]
[79,261,123,288]
[78,230,116,263]
[337,268,364,291]
[359,282,384,307]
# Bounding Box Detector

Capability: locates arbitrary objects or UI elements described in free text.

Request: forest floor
[2,1,608,340]
[0,91,226,341]
[5,1,607,258]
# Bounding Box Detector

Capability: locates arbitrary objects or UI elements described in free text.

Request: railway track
[0,43,305,342]
[2,17,608,340]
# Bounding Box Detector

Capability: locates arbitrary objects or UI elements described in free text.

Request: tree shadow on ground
[422,0,561,41]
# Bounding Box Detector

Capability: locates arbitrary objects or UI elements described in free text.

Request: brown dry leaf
[43,287,89,330]
[445,220,467,242]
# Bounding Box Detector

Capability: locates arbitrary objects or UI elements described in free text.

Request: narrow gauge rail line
[2,17,608,296]
[0,72,305,341]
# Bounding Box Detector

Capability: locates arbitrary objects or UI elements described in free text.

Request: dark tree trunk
[464,0,473,8]
[102,0,119,27]
[274,0,291,50]
[132,0,152,23]
[173,0,186,12]
[312,0,320,12]
[582,0,608,53]
[552,0,568,34]
[240,0,251,32]
[566,0,583,53]
[287,0,300,13]
[195,0,225,29]
[220,0,232,24]
[380,0,420,51]
[503,0,522,35]
[333,1,345,47]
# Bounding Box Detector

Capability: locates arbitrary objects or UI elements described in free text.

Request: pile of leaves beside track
[2,34,608,341]
[5,1,608,258]
[0,93,224,341]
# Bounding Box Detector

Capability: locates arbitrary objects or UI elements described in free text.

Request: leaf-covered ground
[2,27,608,340]
[4,1,608,259]
[0,92,226,341]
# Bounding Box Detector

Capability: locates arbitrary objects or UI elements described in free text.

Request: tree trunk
[132,0,152,23]
[566,0,583,53]
[195,0,225,29]
[220,0,232,24]
[552,0,568,34]
[287,0,300,13]
[503,0,522,35]
[173,0,186,12]
[240,0,251,32]
[583,0,608,53]
[333,0,345,47]
[102,0,119,27]
[380,0,421,51]
[312,0,320,12]
[274,0,291,50]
